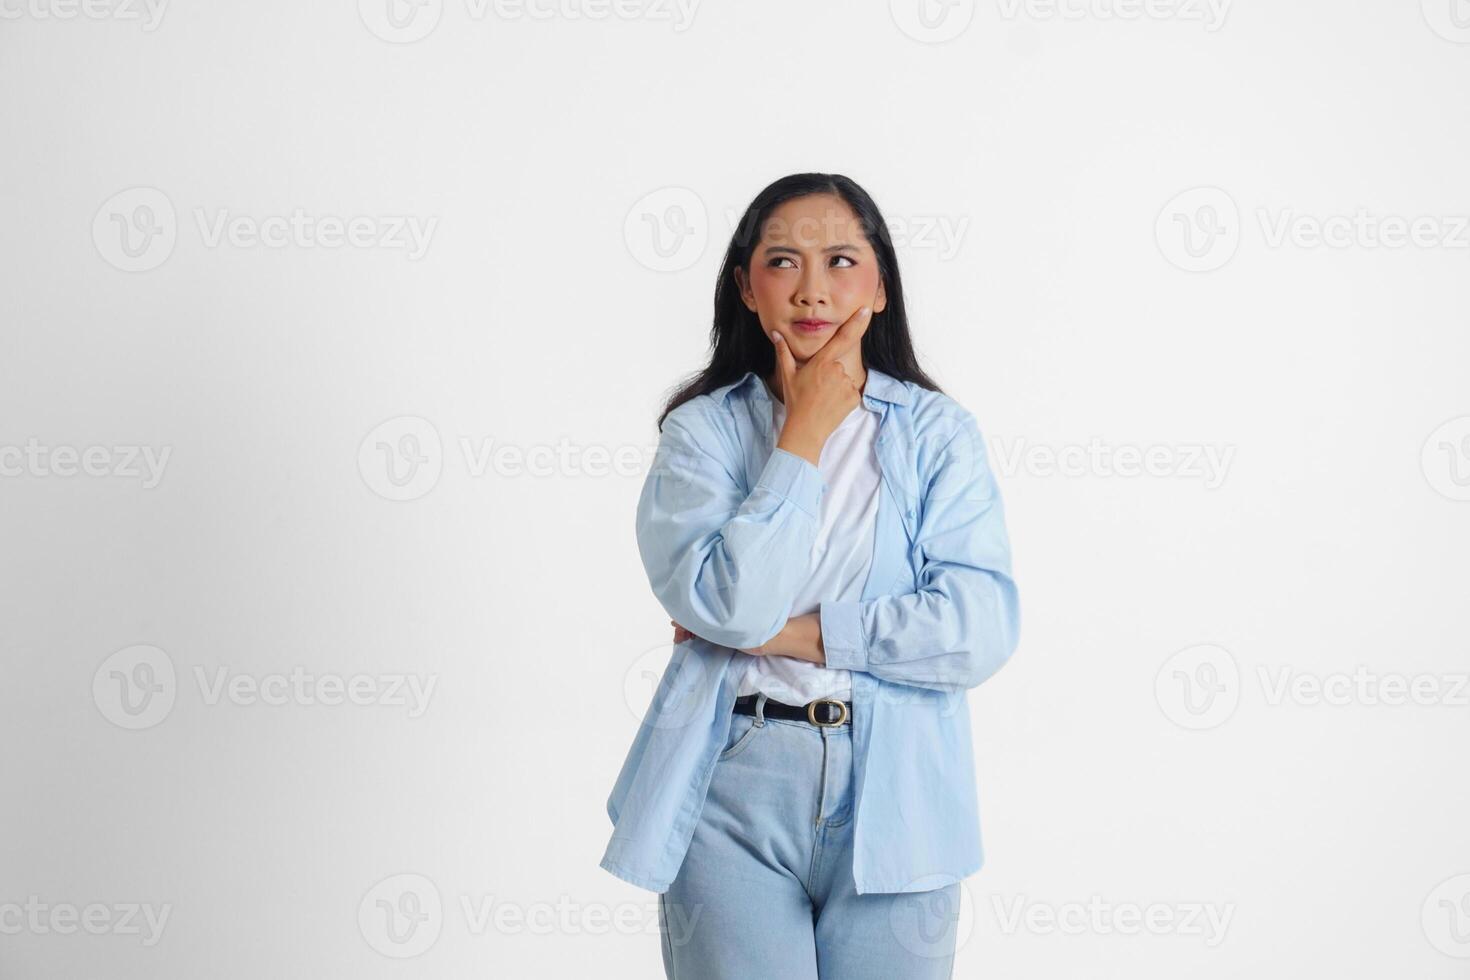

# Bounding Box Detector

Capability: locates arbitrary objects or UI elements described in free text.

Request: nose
[793,266,830,311]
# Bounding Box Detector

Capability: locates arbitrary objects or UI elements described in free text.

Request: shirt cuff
[755,447,826,519]
[819,599,866,671]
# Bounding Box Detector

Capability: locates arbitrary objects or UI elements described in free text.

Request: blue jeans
[656,692,961,979]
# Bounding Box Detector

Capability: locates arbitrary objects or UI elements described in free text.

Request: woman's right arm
[640,312,871,650]
[635,408,826,652]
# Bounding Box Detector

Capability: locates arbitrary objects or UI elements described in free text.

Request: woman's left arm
[816,409,1021,693]
[672,409,1022,690]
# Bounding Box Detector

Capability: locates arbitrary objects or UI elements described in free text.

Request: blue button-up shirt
[600,365,1021,895]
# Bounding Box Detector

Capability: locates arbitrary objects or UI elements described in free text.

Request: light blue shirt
[600,365,1022,895]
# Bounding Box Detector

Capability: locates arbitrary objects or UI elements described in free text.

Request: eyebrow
[762,243,862,255]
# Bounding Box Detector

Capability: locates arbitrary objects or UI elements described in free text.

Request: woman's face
[735,193,888,364]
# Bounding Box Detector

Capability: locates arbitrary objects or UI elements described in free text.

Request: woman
[601,173,1022,978]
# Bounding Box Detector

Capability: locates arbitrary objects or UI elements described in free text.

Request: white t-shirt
[735,393,881,704]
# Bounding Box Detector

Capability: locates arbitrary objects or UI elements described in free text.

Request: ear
[734,266,758,312]
[873,276,888,314]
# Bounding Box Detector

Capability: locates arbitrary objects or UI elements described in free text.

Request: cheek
[748,268,782,304]
[746,274,790,330]
[839,267,881,301]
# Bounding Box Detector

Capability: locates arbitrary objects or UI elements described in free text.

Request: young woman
[600,173,1022,979]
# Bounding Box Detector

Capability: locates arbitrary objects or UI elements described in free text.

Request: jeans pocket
[717,712,762,761]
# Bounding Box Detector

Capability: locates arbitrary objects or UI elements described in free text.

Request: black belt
[734,693,851,727]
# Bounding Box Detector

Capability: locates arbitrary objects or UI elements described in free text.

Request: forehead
[760,194,869,250]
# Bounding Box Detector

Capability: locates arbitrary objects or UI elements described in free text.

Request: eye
[767,254,857,269]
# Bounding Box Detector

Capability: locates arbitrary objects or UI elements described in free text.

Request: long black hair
[655,173,945,430]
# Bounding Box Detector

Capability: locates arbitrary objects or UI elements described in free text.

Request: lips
[792,319,832,333]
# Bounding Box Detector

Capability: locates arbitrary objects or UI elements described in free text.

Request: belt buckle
[806,697,849,727]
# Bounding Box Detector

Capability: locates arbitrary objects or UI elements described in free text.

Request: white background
[2,0,1468,976]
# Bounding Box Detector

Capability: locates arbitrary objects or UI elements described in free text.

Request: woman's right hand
[771,305,872,466]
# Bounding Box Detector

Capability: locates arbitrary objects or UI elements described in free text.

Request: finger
[771,330,797,390]
[810,304,871,365]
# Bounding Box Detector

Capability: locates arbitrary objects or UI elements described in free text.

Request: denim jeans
[656,692,961,979]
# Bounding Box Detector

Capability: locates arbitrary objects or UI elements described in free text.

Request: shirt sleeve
[635,407,827,651]
[818,409,1021,692]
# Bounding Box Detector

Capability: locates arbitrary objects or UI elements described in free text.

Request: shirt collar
[711,365,911,408]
